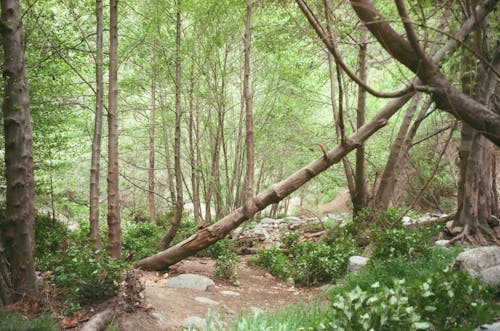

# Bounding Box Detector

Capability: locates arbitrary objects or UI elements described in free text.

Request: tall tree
[1,0,38,299]
[148,41,156,224]
[243,0,255,217]
[161,0,183,248]
[107,0,121,257]
[89,0,104,248]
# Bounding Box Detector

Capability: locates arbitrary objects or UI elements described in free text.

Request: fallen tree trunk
[80,308,114,331]
[135,94,413,270]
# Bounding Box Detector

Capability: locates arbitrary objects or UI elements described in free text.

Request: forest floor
[115,256,323,330]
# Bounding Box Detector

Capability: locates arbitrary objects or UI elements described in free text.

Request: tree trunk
[135,93,413,270]
[188,69,202,222]
[148,41,156,224]
[1,0,38,298]
[159,88,176,205]
[106,0,121,258]
[89,0,104,249]
[243,0,255,218]
[160,0,183,248]
[352,24,368,216]
[0,238,11,307]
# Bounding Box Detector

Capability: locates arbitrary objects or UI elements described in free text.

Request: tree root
[449,223,499,246]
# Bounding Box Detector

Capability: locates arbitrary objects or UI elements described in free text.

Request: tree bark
[159,89,176,205]
[160,0,183,248]
[135,94,413,270]
[243,0,255,218]
[89,0,104,248]
[353,24,368,216]
[148,41,156,224]
[106,0,121,258]
[1,0,38,298]
[188,69,202,222]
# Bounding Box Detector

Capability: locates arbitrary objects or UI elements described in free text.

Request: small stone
[194,296,219,305]
[250,306,264,315]
[474,322,500,331]
[221,290,240,296]
[165,273,215,291]
[182,316,206,330]
[435,240,450,247]
[286,277,294,286]
[348,256,370,273]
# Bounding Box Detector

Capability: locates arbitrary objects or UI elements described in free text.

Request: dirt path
[119,256,323,330]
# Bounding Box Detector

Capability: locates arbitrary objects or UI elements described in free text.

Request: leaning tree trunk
[89,0,104,248]
[160,0,183,249]
[1,0,38,299]
[148,41,156,224]
[106,0,121,258]
[135,93,413,270]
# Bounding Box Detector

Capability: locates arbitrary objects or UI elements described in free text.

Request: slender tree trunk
[1,0,38,298]
[161,0,183,248]
[188,70,202,222]
[89,0,104,248]
[352,25,368,216]
[159,89,176,205]
[0,238,11,307]
[148,41,156,224]
[375,95,420,210]
[243,0,255,218]
[106,0,121,258]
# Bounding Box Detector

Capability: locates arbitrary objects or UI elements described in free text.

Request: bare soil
[118,256,323,330]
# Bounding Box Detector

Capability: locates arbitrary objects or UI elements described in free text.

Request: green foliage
[250,237,359,285]
[0,313,60,331]
[214,251,240,281]
[49,244,124,304]
[291,239,359,285]
[122,223,164,261]
[34,214,68,267]
[248,245,292,280]
[172,218,198,245]
[280,232,299,250]
[326,269,497,330]
[371,227,431,260]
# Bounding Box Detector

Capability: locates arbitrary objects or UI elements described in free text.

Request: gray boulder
[182,316,206,330]
[454,246,500,277]
[348,256,370,273]
[165,273,215,291]
[474,322,500,331]
[479,265,500,288]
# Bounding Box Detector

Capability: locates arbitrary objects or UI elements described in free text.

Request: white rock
[250,306,264,315]
[474,322,500,331]
[165,273,215,291]
[454,246,500,277]
[182,316,206,330]
[435,240,450,247]
[479,265,500,288]
[194,296,219,305]
[221,290,240,296]
[150,312,168,327]
[348,256,370,273]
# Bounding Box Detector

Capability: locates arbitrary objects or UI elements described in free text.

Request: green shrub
[248,245,291,280]
[34,214,68,268]
[172,218,198,244]
[326,266,498,330]
[204,238,234,258]
[281,232,299,250]
[371,227,431,260]
[0,313,60,331]
[214,249,240,280]
[50,244,124,304]
[291,238,358,285]
[122,223,163,261]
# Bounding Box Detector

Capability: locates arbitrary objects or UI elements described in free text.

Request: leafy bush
[204,238,234,258]
[291,238,359,285]
[248,245,291,280]
[281,232,299,249]
[0,313,60,331]
[50,244,124,304]
[371,227,431,260]
[326,266,498,330]
[172,218,198,244]
[122,223,164,261]
[34,214,68,267]
[214,250,240,280]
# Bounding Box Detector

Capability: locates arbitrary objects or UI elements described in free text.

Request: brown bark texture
[106,0,121,258]
[89,0,104,249]
[148,42,156,224]
[160,0,183,248]
[1,0,38,298]
[243,0,255,217]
